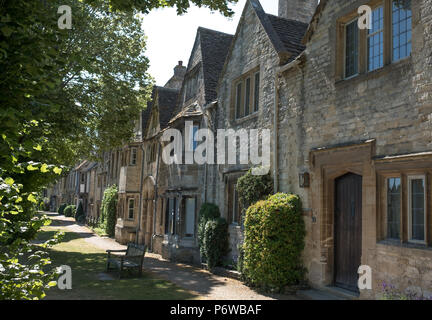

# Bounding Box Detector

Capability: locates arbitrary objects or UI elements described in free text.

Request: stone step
[297,286,359,300]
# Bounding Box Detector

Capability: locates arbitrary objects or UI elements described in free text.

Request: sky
[141,0,278,86]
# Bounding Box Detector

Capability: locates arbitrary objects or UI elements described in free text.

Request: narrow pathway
[48,213,298,300]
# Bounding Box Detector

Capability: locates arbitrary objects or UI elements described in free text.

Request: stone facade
[46,0,432,299]
[278,0,317,24]
[276,0,432,298]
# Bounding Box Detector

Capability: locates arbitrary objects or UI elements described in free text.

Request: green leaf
[27,194,37,204]
[53,167,62,175]
[40,164,49,173]
[33,145,42,152]
[4,177,14,186]
[48,281,57,287]
[27,164,39,171]
[1,26,14,37]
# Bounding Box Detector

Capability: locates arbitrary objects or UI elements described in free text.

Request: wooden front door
[334,173,362,292]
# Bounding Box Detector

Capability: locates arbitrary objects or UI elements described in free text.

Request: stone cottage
[274,0,432,298]
[155,27,233,264]
[115,62,186,245]
[215,0,310,264]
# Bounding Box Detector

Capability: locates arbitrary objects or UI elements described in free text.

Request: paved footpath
[48,213,298,300]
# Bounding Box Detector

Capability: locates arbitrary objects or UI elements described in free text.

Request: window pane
[410,178,425,241]
[185,198,196,237]
[236,82,242,119]
[128,199,134,219]
[392,0,412,61]
[245,78,251,116]
[254,73,260,112]
[368,6,384,72]
[345,20,359,78]
[387,178,401,239]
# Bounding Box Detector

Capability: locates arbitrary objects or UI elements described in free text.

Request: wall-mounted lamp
[299,172,310,188]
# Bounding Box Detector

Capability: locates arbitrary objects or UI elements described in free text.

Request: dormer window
[233,68,260,120]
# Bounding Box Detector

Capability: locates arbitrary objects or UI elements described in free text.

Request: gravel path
[47,213,298,300]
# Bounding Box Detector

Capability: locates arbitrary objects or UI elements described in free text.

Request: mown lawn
[38,225,198,300]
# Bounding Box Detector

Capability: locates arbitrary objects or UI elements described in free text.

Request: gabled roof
[266,14,308,59]
[198,27,234,104]
[250,0,308,60]
[142,86,179,135]
[217,0,309,87]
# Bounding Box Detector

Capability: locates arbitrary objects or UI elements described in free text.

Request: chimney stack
[174,61,186,77]
[164,60,187,90]
[278,0,317,24]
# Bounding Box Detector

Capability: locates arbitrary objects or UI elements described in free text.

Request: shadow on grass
[36,229,95,244]
[45,247,197,300]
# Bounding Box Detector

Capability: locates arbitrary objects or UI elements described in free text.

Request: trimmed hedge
[100,185,118,237]
[75,201,85,223]
[58,203,67,215]
[236,168,273,209]
[197,203,220,260]
[203,218,229,271]
[242,193,306,291]
[64,205,76,218]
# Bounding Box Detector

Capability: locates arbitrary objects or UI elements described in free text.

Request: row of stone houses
[49,0,432,298]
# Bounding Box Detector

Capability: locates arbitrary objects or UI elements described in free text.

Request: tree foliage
[84,0,239,16]
[0,0,236,300]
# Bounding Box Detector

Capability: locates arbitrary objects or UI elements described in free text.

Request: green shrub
[197,203,221,261]
[40,197,50,211]
[58,203,67,215]
[100,185,118,237]
[236,168,273,209]
[75,202,85,223]
[242,193,306,291]
[64,205,76,217]
[203,218,229,271]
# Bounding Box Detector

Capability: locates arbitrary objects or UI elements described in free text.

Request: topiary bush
[242,193,306,291]
[64,205,76,218]
[58,203,67,215]
[203,217,229,271]
[197,203,221,260]
[75,201,85,223]
[100,185,118,237]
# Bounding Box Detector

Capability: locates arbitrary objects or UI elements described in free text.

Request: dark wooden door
[334,173,362,292]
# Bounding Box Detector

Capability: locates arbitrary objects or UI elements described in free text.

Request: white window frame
[407,175,427,244]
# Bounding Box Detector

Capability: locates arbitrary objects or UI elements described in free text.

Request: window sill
[233,112,258,125]
[336,56,412,87]
[377,239,432,251]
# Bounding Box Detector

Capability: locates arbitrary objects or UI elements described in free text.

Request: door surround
[309,140,375,287]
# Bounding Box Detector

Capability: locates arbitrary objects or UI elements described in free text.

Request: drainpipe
[151,140,161,252]
[273,74,279,193]
[136,143,146,244]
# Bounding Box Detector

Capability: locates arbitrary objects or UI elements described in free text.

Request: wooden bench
[106,243,146,278]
